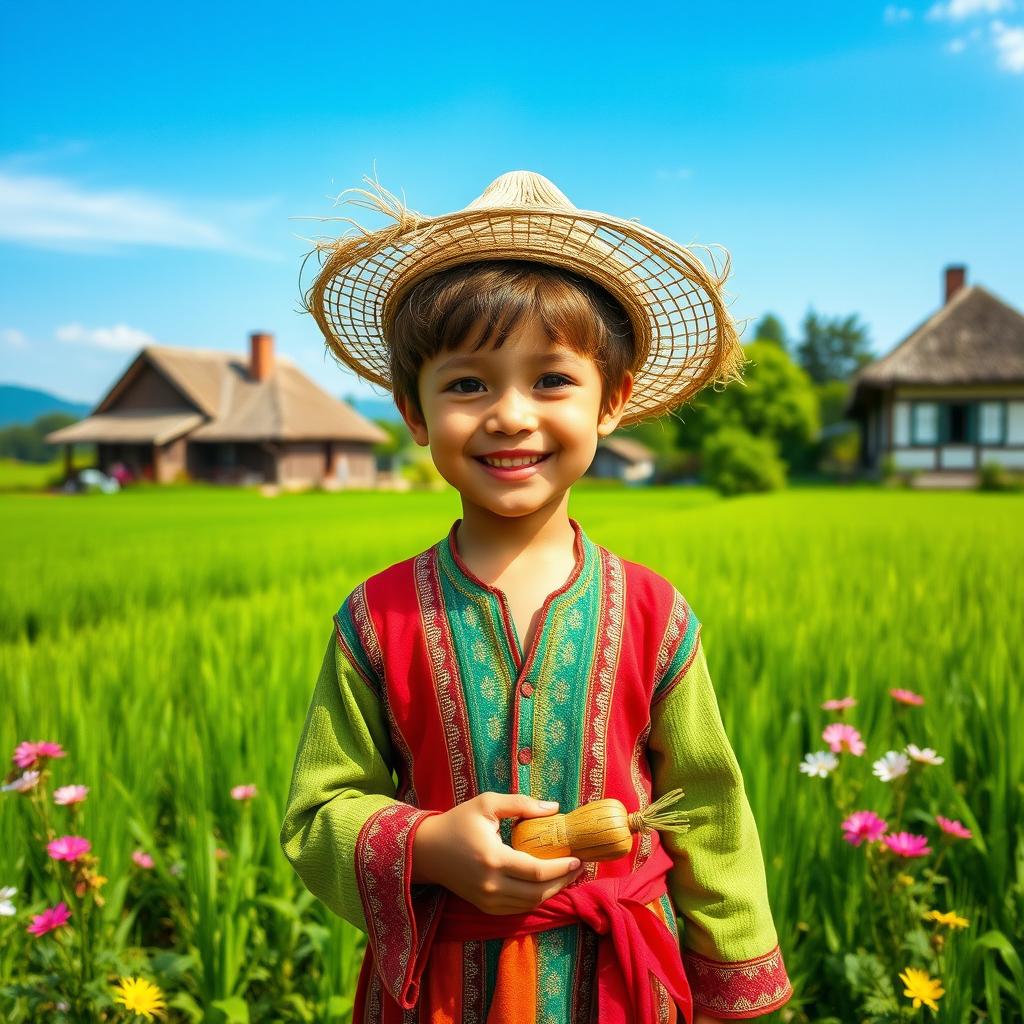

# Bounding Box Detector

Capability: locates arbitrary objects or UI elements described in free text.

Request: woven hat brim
[304,191,744,427]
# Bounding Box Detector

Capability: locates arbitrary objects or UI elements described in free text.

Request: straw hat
[302,170,745,427]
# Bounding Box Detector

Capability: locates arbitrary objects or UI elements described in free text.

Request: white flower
[1,770,40,793]
[905,743,944,765]
[799,751,839,778]
[872,751,911,782]
[0,886,16,916]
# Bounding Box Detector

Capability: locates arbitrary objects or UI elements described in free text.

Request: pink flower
[883,832,932,858]
[889,688,925,706]
[936,815,973,840]
[47,835,92,862]
[1,770,40,793]
[822,723,866,756]
[12,741,66,769]
[131,849,155,870]
[27,902,71,937]
[230,784,258,801]
[821,697,857,712]
[53,785,89,806]
[842,810,888,846]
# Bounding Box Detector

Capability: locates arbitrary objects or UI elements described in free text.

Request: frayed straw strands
[300,169,745,427]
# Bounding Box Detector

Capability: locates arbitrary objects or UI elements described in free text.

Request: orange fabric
[425,938,464,1024]
[485,934,538,1024]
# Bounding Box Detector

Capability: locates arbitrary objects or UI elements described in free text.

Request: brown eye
[538,374,572,389]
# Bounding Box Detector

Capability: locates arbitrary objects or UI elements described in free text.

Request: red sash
[435,844,693,1024]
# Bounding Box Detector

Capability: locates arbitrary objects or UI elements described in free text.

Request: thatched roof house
[586,435,655,484]
[845,266,1024,484]
[46,332,390,488]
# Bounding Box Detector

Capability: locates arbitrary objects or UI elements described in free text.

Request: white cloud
[1,328,28,348]
[927,0,1014,20]
[884,5,914,23]
[991,18,1024,68]
[0,169,280,258]
[55,323,158,352]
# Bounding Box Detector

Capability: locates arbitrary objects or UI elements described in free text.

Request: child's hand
[412,792,585,914]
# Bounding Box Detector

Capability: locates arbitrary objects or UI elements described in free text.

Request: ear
[597,372,634,437]
[395,392,430,447]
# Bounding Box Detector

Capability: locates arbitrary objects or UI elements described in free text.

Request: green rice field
[1,484,1021,1022]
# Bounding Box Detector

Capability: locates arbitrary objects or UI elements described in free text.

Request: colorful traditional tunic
[280,517,792,1022]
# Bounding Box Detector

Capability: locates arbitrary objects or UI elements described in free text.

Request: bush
[700,427,787,497]
[978,461,1024,492]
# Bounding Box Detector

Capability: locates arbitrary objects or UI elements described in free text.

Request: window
[979,401,1006,445]
[911,402,938,445]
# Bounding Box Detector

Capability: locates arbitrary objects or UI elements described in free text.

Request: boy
[280,171,793,1023]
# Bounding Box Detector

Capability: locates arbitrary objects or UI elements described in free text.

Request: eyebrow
[435,352,586,375]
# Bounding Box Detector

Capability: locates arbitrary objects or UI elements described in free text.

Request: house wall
[277,441,378,487]
[586,449,653,482]
[154,436,188,483]
[110,364,193,411]
[885,386,1024,472]
[328,443,378,487]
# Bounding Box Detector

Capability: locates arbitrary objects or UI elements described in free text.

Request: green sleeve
[279,624,446,1009]
[648,631,793,1018]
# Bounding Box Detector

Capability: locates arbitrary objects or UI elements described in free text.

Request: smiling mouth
[474,453,552,469]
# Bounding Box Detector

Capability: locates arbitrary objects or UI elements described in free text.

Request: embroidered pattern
[652,590,702,706]
[354,802,439,1007]
[629,719,654,870]
[682,945,793,1018]
[415,549,477,805]
[348,589,420,808]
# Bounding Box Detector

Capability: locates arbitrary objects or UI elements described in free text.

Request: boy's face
[396,313,633,520]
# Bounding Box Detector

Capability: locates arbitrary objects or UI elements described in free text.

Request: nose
[487,386,538,434]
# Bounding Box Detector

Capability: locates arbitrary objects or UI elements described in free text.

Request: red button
[517,747,533,765]
[521,682,534,698]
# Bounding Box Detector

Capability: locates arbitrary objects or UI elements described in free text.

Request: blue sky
[2,0,1022,405]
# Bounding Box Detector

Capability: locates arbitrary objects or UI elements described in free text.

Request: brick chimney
[944,265,966,305]
[250,331,274,382]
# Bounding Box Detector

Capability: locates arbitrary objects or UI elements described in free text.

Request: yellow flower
[924,909,970,929]
[112,976,166,1020]
[899,967,945,1013]
[896,873,915,887]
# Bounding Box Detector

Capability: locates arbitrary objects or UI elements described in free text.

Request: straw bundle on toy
[511,788,689,862]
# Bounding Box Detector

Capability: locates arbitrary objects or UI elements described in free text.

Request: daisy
[841,810,888,846]
[890,688,925,706]
[12,741,66,769]
[47,835,91,862]
[821,697,857,712]
[54,784,90,806]
[132,849,155,870]
[936,815,973,839]
[899,966,945,1012]
[883,832,932,858]
[822,723,866,756]
[230,784,258,801]
[27,902,71,937]
[905,744,944,765]
[0,886,16,916]
[924,909,969,930]
[112,976,166,1021]
[799,751,839,778]
[1,770,40,793]
[873,751,911,782]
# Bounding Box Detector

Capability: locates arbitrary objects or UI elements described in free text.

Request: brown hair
[387,259,636,423]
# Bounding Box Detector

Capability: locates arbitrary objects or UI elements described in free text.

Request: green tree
[0,412,78,462]
[751,313,787,348]
[795,309,874,384]
[674,341,820,470]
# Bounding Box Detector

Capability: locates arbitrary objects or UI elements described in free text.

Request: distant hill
[344,395,402,424]
[0,384,92,428]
